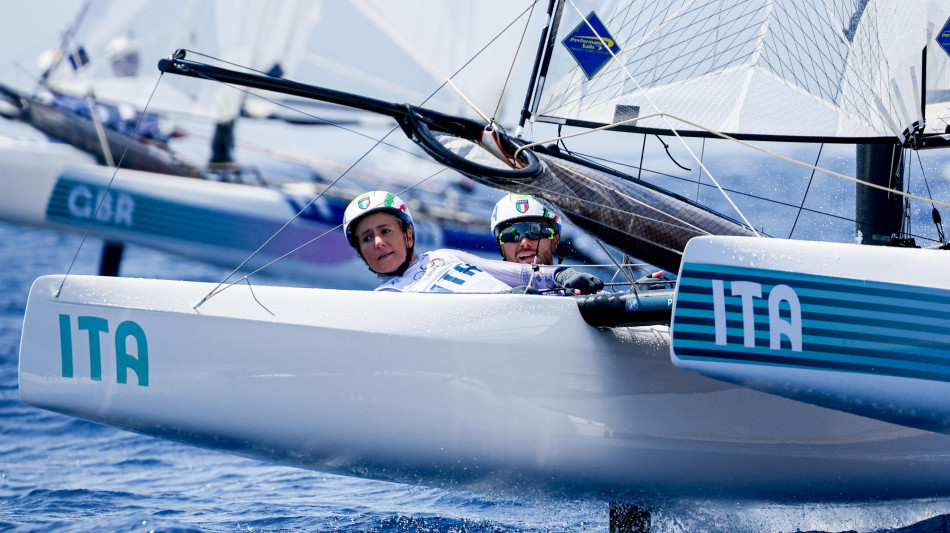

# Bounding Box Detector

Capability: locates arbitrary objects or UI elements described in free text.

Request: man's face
[355,212,413,274]
[497,218,559,265]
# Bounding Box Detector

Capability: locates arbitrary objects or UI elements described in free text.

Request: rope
[445,78,491,124]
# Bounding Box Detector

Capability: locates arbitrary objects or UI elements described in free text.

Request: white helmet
[490,193,561,239]
[343,191,413,247]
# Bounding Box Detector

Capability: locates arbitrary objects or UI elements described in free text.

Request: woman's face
[355,212,413,274]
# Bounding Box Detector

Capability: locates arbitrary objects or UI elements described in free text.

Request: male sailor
[342,190,602,294]
[490,193,603,294]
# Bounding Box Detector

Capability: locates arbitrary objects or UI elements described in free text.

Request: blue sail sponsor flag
[938,16,950,58]
[562,12,620,79]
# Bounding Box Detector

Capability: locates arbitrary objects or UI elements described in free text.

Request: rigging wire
[193,123,406,310]
[695,137,705,201]
[515,110,950,212]
[595,240,638,289]
[177,63,466,305]
[788,144,824,239]
[492,1,538,120]
[562,0,759,236]
[914,149,947,244]
[177,51,432,163]
[195,169,450,304]
[445,78,491,123]
[637,133,646,181]
[56,73,168,297]
[189,1,547,305]
[424,1,542,119]
[576,145,943,245]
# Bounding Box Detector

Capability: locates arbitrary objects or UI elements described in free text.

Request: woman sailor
[343,190,603,294]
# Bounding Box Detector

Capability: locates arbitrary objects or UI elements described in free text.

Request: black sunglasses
[497,222,557,244]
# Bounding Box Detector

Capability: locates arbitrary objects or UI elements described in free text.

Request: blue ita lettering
[711,280,802,351]
[58,314,149,386]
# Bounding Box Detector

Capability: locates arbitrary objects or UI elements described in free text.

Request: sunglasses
[497,222,557,244]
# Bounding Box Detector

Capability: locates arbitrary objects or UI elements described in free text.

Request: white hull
[673,236,950,433]
[0,137,494,288]
[18,274,950,502]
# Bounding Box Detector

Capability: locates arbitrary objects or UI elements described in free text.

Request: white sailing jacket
[375,249,562,293]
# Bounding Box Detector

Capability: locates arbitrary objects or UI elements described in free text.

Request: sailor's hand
[499,285,541,295]
[635,271,674,291]
[555,268,604,295]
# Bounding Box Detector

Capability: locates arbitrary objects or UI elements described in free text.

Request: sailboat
[17,0,950,526]
[0,0,560,286]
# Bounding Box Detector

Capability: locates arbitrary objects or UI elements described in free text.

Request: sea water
[3,227,950,533]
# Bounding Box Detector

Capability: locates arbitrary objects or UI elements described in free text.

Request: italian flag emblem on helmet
[515,199,529,213]
[357,196,371,209]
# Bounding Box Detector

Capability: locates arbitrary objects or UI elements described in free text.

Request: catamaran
[17,0,950,529]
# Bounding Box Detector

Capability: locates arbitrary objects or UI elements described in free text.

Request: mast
[854,144,905,246]
[855,44,926,248]
[517,0,560,134]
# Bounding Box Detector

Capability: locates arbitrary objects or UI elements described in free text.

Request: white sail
[41,0,539,124]
[43,0,320,122]
[926,4,950,134]
[529,0,949,142]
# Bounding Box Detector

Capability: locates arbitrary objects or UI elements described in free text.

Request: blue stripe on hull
[671,262,950,382]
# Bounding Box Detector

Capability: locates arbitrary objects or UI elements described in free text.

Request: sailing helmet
[343,190,414,248]
[490,193,561,240]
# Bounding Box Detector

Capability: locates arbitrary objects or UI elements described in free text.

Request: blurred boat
[0,0,595,285]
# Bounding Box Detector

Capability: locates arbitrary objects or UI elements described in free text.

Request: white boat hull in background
[0,139,372,286]
[18,274,950,503]
[0,138,496,289]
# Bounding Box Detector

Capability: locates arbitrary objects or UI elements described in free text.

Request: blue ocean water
[4,227,950,533]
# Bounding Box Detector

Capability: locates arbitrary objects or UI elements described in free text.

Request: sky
[0,2,82,88]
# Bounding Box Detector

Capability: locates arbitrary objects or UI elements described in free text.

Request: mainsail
[527,0,947,144]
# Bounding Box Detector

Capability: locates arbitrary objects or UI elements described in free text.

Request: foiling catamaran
[17,0,950,529]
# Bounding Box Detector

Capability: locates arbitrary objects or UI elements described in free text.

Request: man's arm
[434,249,559,290]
